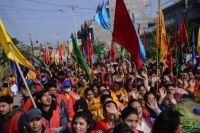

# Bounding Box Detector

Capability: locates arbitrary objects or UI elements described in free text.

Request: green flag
[120,47,125,60]
[176,44,183,70]
[97,46,102,61]
[71,34,93,84]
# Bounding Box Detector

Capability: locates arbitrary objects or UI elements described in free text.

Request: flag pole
[156,0,160,91]
[8,43,37,108]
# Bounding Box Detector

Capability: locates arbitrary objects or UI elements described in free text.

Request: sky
[0,0,179,45]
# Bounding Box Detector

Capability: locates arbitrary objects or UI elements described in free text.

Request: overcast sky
[0,0,178,45]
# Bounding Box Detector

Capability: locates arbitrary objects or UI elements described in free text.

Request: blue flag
[101,2,110,26]
[192,29,196,66]
[132,14,146,63]
[10,61,29,91]
[94,4,112,32]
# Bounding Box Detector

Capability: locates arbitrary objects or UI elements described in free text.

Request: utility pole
[29,33,34,56]
[65,4,78,39]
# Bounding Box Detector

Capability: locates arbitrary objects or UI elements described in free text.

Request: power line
[23,0,96,11]
[0,5,63,12]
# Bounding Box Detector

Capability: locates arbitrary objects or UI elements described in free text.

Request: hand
[106,102,118,114]
[169,95,177,105]
[69,91,80,100]
[151,75,159,83]
[129,90,139,100]
[159,87,167,99]
[175,87,188,95]
[189,80,195,87]
[141,71,148,79]
[147,97,159,112]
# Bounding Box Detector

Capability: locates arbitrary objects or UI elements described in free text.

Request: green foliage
[92,40,107,54]
[146,47,158,60]
[11,38,19,45]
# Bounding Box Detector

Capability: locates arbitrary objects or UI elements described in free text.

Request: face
[48,87,57,95]
[28,118,43,132]
[168,86,175,95]
[130,101,143,119]
[0,102,12,115]
[21,88,28,96]
[40,92,52,106]
[138,86,146,96]
[92,86,98,95]
[64,87,71,93]
[86,90,94,101]
[104,102,117,121]
[124,114,139,132]
[73,117,89,133]
[147,93,156,103]
[99,86,106,92]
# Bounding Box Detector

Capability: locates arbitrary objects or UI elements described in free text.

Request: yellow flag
[61,42,66,54]
[197,27,200,56]
[0,19,35,71]
[159,8,168,61]
[156,9,161,46]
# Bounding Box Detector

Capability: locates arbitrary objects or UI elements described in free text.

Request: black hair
[35,88,49,100]
[72,111,94,132]
[113,123,133,133]
[152,110,182,133]
[128,99,141,107]
[84,87,94,97]
[100,94,112,105]
[0,95,13,104]
[102,89,111,95]
[44,80,57,90]
[74,98,89,113]
[121,106,138,121]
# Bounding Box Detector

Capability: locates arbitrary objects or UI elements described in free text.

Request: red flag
[44,46,50,65]
[58,42,62,64]
[138,24,140,36]
[174,24,178,53]
[109,40,116,62]
[180,18,188,44]
[86,33,93,65]
[112,0,142,68]
[143,31,146,50]
[165,37,172,70]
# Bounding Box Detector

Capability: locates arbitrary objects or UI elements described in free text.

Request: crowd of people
[0,57,200,133]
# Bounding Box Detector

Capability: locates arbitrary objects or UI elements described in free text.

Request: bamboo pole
[8,43,37,108]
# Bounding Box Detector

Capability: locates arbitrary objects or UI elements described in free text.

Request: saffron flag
[51,48,56,64]
[71,34,93,84]
[197,27,200,56]
[112,0,142,68]
[157,7,168,61]
[58,43,62,64]
[0,19,35,71]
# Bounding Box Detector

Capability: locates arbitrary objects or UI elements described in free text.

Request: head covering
[26,108,42,122]
[63,79,71,87]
